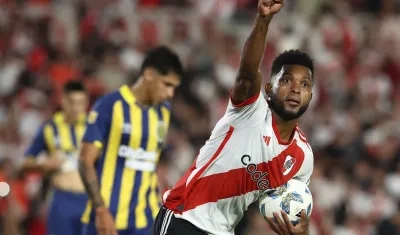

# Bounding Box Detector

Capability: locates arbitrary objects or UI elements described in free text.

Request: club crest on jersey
[241,155,270,190]
[282,155,296,176]
[87,111,98,124]
[157,121,167,143]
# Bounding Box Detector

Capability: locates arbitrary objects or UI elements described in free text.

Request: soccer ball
[258,178,313,225]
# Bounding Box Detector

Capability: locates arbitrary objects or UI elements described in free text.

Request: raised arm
[231,0,284,105]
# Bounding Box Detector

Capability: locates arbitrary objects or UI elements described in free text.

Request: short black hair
[271,49,314,79]
[140,46,184,78]
[63,81,86,94]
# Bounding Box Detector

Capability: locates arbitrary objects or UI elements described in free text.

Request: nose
[290,81,300,94]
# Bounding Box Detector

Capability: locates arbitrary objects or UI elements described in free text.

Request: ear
[142,68,157,82]
[264,82,272,96]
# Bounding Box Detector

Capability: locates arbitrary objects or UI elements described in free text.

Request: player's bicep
[231,69,262,105]
[79,142,101,164]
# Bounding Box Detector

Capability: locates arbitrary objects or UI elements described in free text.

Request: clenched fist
[258,0,285,17]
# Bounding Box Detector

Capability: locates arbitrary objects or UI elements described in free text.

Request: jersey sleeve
[24,125,48,158]
[224,92,267,127]
[82,97,111,149]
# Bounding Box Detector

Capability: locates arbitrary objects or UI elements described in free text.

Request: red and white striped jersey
[163,92,314,235]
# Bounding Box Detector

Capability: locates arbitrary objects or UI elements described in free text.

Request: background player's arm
[231,0,284,105]
[78,98,109,209]
[21,124,62,174]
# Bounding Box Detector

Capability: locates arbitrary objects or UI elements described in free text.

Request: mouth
[285,97,301,106]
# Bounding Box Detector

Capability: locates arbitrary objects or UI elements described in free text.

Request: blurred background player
[78,46,183,235]
[21,81,89,235]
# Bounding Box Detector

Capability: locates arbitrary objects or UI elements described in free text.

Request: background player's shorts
[81,223,152,235]
[82,219,152,235]
[151,206,207,235]
[47,188,88,235]
[81,223,131,235]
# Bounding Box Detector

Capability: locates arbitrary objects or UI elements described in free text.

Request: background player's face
[265,65,313,121]
[62,91,88,122]
[151,72,181,103]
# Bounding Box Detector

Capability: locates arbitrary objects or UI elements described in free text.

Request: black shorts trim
[151,206,207,235]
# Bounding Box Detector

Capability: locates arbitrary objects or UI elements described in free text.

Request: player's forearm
[78,159,105,208]
[21,160,41,172]
[238,15,272,77]
[21,158,51,174]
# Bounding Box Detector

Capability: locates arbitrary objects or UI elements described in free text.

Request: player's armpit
[231,14,272,105]
[78,142,105,208]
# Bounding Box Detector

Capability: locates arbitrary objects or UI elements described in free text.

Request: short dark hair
[63,81,86,94]
[271,49,314,79]
[140,46,184,78]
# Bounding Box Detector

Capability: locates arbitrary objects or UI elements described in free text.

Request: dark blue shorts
[81,222,152,235]
[47,188,88,235]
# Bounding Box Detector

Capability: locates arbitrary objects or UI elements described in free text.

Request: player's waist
[172,210,235,235]
[52,171,86,193]
[52,187,87,201]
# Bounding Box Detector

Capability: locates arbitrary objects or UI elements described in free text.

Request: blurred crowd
[1,0,400,234]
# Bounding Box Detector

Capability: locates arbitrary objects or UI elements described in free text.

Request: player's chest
[52,122,85,152]
[117,115,169,147]
[229,126,307,188]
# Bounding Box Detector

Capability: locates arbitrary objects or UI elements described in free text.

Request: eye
[302,82,310,88]
[282,78,291,84]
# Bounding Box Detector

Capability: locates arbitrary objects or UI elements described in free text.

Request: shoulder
[97,90,122,106]
[296,126,311,149]
[92,90,122,111]
[88,90,122,124]
[43,115,58,129]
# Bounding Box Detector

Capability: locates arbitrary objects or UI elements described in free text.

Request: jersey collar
[119,85,137,105]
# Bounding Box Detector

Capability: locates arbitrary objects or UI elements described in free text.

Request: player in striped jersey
[22,81,89,235]
[78,46,183,235]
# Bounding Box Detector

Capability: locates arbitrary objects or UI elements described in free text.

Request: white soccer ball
[258,178,313,225]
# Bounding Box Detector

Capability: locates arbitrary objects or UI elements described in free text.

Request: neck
[64,113,77,124]
[130,79,152,106]
[272,111,298,142]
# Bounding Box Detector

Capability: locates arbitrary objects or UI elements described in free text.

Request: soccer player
[151,1,313,235]
[78,46,183,235]
[22,81,89,235]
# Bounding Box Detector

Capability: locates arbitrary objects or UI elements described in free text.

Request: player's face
[62,91,88,121]
[265,65,313,121]
[152,72,181,103]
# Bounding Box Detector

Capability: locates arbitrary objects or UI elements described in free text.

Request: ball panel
[258,179,313,224]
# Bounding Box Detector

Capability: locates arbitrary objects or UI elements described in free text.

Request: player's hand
[95,207,118,235]
[258,0,285,17]
[266,210,309,235]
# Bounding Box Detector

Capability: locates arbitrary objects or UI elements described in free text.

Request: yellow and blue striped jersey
[25,112,86,161]
[81,85,171,230]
